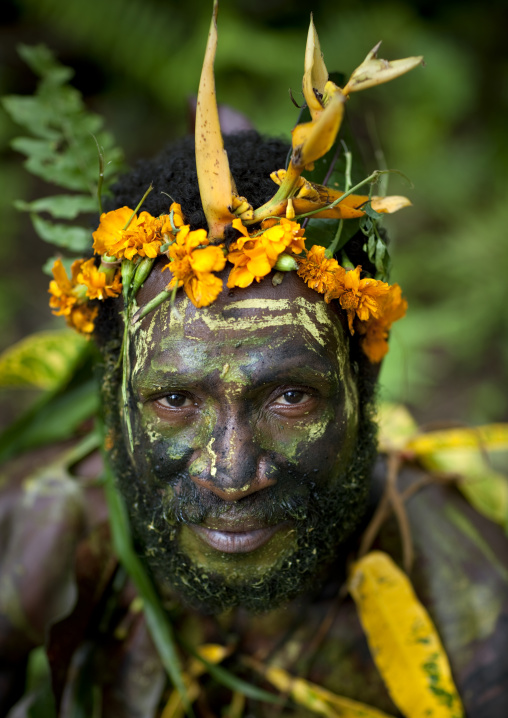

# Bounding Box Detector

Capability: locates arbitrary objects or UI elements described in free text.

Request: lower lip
[190,524,284,553]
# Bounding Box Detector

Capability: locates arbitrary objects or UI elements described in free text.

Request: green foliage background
[1,0,507,426]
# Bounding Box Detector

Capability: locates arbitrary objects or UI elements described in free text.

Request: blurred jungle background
[1,0,507,431]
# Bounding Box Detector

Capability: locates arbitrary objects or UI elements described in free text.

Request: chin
[142,453,376,615]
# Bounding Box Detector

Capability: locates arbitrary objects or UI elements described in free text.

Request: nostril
[190,473,276,502]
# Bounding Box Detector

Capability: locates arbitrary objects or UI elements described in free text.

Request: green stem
[325,144,353,258]
[250,162,302,223]
[295,168,407,222]
[121,305,135,456]
[101,447,192,715]
[123,184,154,230]
[92,134,105,214]
[121,259,137,305]
[60,430,101,471]
[131,289,172,325]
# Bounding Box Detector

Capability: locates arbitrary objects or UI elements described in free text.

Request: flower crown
[48,4,422,364]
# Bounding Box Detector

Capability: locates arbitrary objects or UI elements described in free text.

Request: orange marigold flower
[109,211,164,260]
[330,265,390,333]
[185,272,224,308]
[358,284,407,363]
[49,259,77,316]
[163,227,211,289]
[92,207,133,256]
[68,304,98,335]
[48,258,98,335]
[162,228,224,307]
[77,258,122,301]
[227,218,306,289]
[296,245,345,302]
[189,245,226,274]
[94,204,187,262]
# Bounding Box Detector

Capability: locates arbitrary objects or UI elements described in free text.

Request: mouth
[189,520,287,553]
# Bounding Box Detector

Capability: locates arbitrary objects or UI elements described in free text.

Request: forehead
[131,266,354,385]
[132,280,350,378]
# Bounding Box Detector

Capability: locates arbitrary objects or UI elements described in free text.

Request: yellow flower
[227,218,306,289]
[189,245,226,274]
[93,202,186,261]
[77,258,122,301]
[68,304,98,335]
[92,207,133,256]
[329,265,390,333]
[49,258,79,317]
[164,226,209,288]
[185,272,224,308]
[163,228,225,307]
[109,211,162,260]
[296,245,345,302]
[48,258,99,335]
[358,284,407,362]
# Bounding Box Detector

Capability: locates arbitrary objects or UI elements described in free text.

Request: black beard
[108,405,378,615]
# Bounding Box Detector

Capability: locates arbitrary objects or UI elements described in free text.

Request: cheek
[130,404,218,485]
[257,404,357,482]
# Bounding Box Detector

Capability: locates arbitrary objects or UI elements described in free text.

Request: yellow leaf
[195,1,235,240]
[371,196,412,214]
[292,92,345,168]
[349,552,464,718]
[248,658,396,717]
[303,15,329,121]
[161,644,232,718]
[415,446,508,527]
[408,424,508,454]
[343,42,423,95]
[377,403,418,453]
[0,330,88,390]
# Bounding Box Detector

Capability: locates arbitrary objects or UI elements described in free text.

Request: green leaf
[15,194,98,219]
[18,43,74,85]
[305,216,360,252]
[30,213,92,251]
[3,43,124,204]
[26,647,58,718]
[0,378,100,463]
[0,330,88,390]
[2,97,62,141]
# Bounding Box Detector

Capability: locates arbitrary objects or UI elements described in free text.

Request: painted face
[111,266,376,613]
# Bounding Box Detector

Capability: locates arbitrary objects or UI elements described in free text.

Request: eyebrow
[133,342,340,395]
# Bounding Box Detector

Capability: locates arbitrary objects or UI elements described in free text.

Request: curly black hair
[95,130,380,398]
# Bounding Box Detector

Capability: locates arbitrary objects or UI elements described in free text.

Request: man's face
[112,267,376,613]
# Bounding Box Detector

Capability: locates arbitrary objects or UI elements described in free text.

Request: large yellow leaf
[248,658,396,717]
[0,330,88,390]
[349,552,464,718]
[408,424,508,453]
[377,403,418,453]
[414,445,508,527]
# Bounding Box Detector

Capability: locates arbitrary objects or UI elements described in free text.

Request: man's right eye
[157,393,193,408]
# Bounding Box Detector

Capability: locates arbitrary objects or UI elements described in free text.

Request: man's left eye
[157,393,193,408]
[276,390,310,405]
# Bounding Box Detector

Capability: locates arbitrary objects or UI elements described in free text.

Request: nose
[189,421,276,501]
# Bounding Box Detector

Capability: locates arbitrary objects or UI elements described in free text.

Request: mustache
[164,475,310,526]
